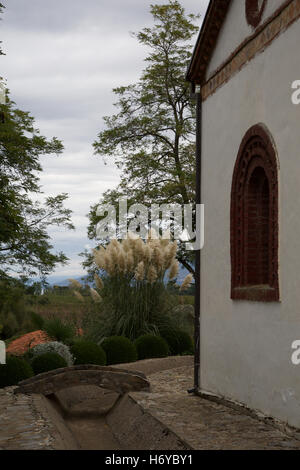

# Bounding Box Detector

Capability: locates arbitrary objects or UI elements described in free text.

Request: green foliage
[0,312,18,340]
[134,334,169,360]
[160,328,193,355]
[30,312,45,330]
[43,317,76,343]
[70,340,106,366]
[169,304,194,339]
[0,355,34,388]
[37,296,50,305]
[0,93,74,279]
[83,0,200,277]
[101,336,137,365]
[31,352,67,375]
[30,341,74,366]
[0,279,36,340]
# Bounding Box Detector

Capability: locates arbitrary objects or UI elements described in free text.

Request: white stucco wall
[207,0,286,79]
[200,17,300,427]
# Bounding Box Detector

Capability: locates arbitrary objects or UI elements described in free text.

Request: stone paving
[0,386,55,450]
[1,359,300,450]
[130,366,300,450]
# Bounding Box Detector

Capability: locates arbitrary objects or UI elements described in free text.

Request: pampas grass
[94,274,104,290]
[68,279,83,290]
[73,290,84,302]
[180,274,194,291]
[93,235,181,286]
[82,235,194,342]
[169,260,179,280]
[90,288,102,303]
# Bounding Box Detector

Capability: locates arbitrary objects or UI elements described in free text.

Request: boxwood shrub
[0,355,34,388]
[70,340,106,366]
[161,329,194,356]
[31,352,67,375]
[30,341,74,366]
[134,334,169,360]
[101,336,137,365]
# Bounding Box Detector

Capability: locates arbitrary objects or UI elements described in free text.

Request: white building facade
[187,0,300,427]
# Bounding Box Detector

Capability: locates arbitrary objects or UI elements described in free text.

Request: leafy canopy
[0,94,74,278]
[84,1,200,275]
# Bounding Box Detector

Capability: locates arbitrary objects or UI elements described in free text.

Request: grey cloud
[2,0,205,33]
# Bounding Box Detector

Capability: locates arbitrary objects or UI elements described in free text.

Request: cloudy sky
[1,0,209,282]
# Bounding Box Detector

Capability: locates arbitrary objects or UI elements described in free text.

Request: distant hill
[46,275,90,287]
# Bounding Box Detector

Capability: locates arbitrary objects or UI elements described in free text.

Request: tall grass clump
[85,232,193,342]
[42,316,76,343]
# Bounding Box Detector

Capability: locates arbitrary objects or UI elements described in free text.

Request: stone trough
[11,359,194,450]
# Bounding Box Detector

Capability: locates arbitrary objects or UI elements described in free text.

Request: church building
[187,0,300,427]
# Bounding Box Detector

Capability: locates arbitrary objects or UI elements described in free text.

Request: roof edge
[186,0,232,85]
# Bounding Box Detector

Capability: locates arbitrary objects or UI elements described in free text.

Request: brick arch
[230,124,279,302]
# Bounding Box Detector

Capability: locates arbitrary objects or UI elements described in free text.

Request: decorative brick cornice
[186,0,232,85]
[202,0,300,101]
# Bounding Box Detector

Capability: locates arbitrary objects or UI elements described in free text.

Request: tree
[0,3,4,57]
[0,93,74,279]
[84,0,200,276]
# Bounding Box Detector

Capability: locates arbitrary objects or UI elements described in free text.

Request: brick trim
[202,0,300,101]
[230,124,279,302]
[246,0,268,28]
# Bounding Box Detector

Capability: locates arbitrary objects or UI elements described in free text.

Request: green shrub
[70,340,106,366]
[30,312,45,330]
[134,334,169,360]
[31,341,74,366]
[43,317,75,343]
[0,312,19,340]
[101,336,137,365]
[38,296,50,305]
[0,355,34,388]
[161,328,194,355]
[0,281,32,339]
[31,352,67,375]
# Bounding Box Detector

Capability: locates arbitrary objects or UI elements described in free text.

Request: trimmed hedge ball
[134,334,169,360]
[101,336,137,365]
[0,355,34,388]
[31,341,74,366]
[70,340,106,366]
[31,352,67,375]
[161,329,194,356]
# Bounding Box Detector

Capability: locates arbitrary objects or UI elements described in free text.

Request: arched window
[230,124,279,302]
